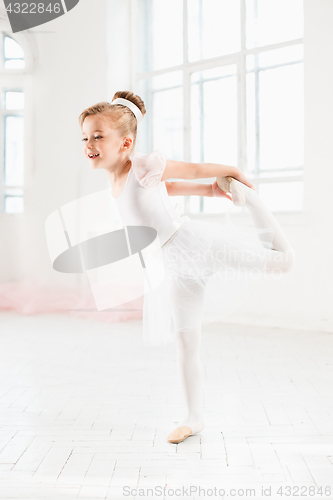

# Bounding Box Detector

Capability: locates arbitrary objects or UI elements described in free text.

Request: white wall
[1,0,332,333]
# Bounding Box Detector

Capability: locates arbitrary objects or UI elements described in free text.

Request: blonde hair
[78,91,146,150]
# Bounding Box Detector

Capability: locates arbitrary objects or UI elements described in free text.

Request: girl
[79,91,295,445]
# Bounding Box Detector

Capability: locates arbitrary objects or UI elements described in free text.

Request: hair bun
[112,91,146,117]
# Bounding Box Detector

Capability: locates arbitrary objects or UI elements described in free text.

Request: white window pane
[4,116,24,186]
[150,71,182,90]
[190,81,201,163]
[203,196,233,214]
[259,63,304,170]
[138,0,183,72]
[4,91,24,110]
[246,48,304,174]
[5,59,25,69]
[189,195,201,213]
[191,65,237,166]
[258,169,302,179]
[188,0,241,62]
[246,0,303,49]
[139,72,183,159]
[4,196,24,213]
[258,181,303,212]
[4,189,24,214]
[153,86,183,159]
[4,36,25,59]
[246,72,256,173]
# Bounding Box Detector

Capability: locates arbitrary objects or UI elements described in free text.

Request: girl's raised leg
[229,179,296,273]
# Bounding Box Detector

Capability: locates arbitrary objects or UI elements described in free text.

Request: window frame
[130,0,304,215]
[1,102,24,211]
[0,24,34,215]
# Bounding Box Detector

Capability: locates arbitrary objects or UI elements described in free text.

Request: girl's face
[81,114,132,170]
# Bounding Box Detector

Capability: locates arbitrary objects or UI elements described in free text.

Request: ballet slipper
[167,418,205,444]
[167,425,193,444]
[216,176,246,207]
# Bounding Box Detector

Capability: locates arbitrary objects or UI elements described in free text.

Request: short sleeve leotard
[113,150,188,247]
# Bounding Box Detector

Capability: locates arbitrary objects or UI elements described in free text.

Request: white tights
[171,278,206,434]
[230,180,296,273]
[170,181,295,434]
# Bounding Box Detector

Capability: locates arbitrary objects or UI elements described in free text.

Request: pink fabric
[0,281,143,324]
[131,150,166,189]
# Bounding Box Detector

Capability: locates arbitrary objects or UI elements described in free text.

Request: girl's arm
[165,181,232,200]
[162,159,255,190]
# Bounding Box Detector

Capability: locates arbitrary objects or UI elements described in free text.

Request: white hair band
[110,97,144,123]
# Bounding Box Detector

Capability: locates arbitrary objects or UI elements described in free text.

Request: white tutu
[142,213,276,347]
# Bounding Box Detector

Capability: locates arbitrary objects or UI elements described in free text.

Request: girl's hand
[212,181,232,201]
[232,167,255,190]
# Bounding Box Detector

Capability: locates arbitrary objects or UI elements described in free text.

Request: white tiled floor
[1,312,333,499]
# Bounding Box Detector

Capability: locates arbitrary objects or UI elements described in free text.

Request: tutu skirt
[142,213,276,347]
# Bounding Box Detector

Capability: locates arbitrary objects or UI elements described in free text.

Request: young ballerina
[79,91,295,444]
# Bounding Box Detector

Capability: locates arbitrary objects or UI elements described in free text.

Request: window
[134,0,304,214]
[3,35,25,69]
[0,35,25,213]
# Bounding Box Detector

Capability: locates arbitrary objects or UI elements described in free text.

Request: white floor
[0,312,333,500]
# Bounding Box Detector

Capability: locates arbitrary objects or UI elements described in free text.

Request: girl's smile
[87,152,100,160]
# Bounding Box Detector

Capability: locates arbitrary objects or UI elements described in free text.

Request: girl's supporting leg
[167,275,207,443]
[229,179,296,273]
[175,325,205,433]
